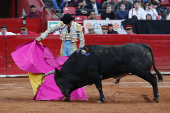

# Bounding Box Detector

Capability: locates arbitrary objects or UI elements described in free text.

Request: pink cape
[11,40,88,101]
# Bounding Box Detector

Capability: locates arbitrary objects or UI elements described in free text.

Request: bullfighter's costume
[40,13,85,57]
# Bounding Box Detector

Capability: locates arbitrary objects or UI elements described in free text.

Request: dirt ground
[0,75,170,113]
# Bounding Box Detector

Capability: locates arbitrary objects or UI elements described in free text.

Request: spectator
[101,25,109,34]
[0,25,16,35]
[146,14,152,20]
[17,25,36,35]
[161,12,168,20]
[101,0,106,5]
[76,0,88,16]
[101,4,115,19]
[115,3,129,19]
[133,0,147,3]
[145,3,158,20]
[118,0,133,3]
[107,23,118,34]
[102,0,117,12]
[77,0,91,4]
[166,13,170,20]
[51,0,66,12]
[87,26,98,34]
[68,0,77,7]
[136,0,144,8]
[147,0,161,7]
[117,0,133,11]
[26,5,41,18]
[88,10,99,19]
[128,1,146,20]
[132,15,138,19]
[87,0,102,15]
[125,25,135,34]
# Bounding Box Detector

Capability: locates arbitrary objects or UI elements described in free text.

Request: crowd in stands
[0,5,39,36]
[1,0,169,36]
[45,0,170,20]
[0,24,37,36]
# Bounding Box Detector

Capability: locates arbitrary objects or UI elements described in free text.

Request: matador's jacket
[40,21,85,56]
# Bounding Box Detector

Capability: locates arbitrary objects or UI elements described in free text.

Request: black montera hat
[61,13,75,25]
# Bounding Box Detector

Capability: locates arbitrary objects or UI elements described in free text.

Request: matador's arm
[39,21,65,40]
[79,30,85,47]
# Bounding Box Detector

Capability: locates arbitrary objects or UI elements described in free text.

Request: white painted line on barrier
[102,82,170,84]
[0,75,28,78]
[0,75,7,78]
[0,71,169,78]
[6,75,28,77]
[141,86,170,88]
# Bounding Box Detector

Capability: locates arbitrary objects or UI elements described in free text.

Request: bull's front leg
[88,66,105,103]
[95,81,105,103]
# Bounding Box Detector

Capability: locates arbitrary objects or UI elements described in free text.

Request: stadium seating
[74,16,84,25]
[63,7,76,15]
[161,0,170,6]
[75,16,87,20]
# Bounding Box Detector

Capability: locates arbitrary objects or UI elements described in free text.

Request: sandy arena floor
[0,75,170,113]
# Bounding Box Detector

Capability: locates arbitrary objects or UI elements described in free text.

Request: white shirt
[145,9,158,20]
[167,14,170,20]
[0,32,16,35]
[92,3,99,15]
[129,8,146,20]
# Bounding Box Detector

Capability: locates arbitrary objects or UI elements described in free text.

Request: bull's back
[86,43,152,76]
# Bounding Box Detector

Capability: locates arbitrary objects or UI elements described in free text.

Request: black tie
[67,27,70,33]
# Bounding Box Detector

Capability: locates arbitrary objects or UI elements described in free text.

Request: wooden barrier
[0,18,42,34]
[0,34,170,75]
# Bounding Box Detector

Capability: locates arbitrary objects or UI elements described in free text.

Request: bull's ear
[55,68,60,75]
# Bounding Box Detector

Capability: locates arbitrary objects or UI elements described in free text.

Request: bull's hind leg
[115,77,121,84]
[135,70,159,103]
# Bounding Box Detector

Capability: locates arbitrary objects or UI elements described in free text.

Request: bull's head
[54,68,79,97]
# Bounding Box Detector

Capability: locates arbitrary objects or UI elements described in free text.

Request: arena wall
[0,34,170,75]
[0,18,41,34]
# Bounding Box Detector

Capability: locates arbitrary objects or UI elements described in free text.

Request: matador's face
[67,21,73,27]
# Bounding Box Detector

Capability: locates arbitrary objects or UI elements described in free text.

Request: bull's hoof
[158,80,163,84]
[114,81,119,84]
[153,97,160,103]
[97,98,105,103]
[63,97,70,101]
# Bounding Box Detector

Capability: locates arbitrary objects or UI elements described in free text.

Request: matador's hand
[36,37,43,42]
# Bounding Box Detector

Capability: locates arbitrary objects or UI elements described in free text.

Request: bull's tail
[43,70,55,77]
[140,43,163,82]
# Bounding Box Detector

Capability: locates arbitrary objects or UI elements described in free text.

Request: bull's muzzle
[62,89,70,97]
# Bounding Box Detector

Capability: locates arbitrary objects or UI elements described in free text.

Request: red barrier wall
[0,34,170,75]
[0,18,41,34]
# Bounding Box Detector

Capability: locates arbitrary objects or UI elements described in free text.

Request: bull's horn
[43,70,55,77]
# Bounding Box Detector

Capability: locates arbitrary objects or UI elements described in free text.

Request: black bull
[44,43,163,103]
